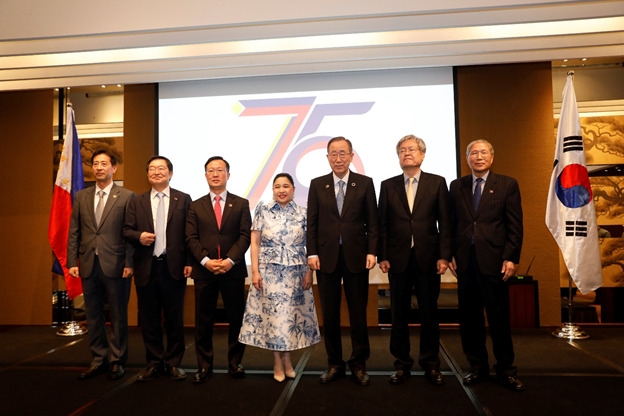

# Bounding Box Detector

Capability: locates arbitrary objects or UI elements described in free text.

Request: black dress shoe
[193,368,213,384]
[350,369,370,386]
[319,368,346,384]
[389,369,411,385]
[169,367,187,381]
[109,364,125,380]
[78,364,107,380]
[136,366,159,382]
[425,370,445,386]
[229,364,246,379]
[463,371,489,386]
[497,375,526,392]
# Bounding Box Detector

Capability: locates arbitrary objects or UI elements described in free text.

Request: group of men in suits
[66,134,525,392]
[68,152,251,384]
[308,135,524,392]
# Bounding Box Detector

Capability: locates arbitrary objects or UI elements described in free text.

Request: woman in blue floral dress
[239,173,321,382]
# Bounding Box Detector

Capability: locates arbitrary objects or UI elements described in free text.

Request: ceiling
[2,0,623,91]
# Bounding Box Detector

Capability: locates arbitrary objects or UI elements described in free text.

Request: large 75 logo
[237,96,375,207]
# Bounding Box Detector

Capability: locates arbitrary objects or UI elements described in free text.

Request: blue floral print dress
[239,200,321,351]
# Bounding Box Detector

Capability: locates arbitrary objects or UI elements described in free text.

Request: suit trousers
[82,255,132,366]
[193,273,246,371]
[457,246,516,377]
[389,250,441,372]
[136,257,187,368]
[316,246,370,371]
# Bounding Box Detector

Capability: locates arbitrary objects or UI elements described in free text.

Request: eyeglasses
[148,166,168,173]
[206,168,227,174]
[469,150,491,157]
[328,151,351,159]
[399,147,420,155]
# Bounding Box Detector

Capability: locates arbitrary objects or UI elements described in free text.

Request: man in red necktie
[186,156,251,383]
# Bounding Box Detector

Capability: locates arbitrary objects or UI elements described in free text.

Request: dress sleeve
[251,200,265,231]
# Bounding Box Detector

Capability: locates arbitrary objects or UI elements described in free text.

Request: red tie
[214,195,222,228]
[214,195,222,258]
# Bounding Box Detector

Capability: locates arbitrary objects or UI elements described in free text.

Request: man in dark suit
[307,136,379,386]
[186,156,251,383]
[67,149,134,380]
[378,135,451,386]
[123,156,192,382]
[449,139,525,392]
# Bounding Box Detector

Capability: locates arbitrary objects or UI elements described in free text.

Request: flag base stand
[552,277,591,340]
[552,322,589,340]
[56,321,88,337]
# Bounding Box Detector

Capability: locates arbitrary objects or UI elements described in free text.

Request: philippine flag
[48,105,85,300]
[545,73,602,294]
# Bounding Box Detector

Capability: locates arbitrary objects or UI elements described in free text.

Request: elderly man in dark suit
[186,156,251,383]
[123,156,192,382]
[449,139,525,392]
[67,149,134,381]
[378,135,451,386]
[307,136,379,386]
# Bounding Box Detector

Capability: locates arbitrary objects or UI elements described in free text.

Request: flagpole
[547,70,600,340]
[54,99,87,337]
[552,276,589,340]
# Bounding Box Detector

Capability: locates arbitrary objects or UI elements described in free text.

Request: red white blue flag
[48,105,84,300]
[546,74,602,294]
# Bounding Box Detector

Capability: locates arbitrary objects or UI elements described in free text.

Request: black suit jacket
[449,172,523,276]
[186,192,251,279]
[378,172,451,274]
[123,188,192,287]
[306,171,378,274]
[67,184,134,278]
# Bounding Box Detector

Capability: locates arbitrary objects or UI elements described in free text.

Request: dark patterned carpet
[1,325,623,416]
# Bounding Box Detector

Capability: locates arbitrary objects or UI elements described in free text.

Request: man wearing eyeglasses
[449,139,525,392]
[123,156,192,382]
[186,156,251,383]
[378,135,451,386]
[307,136,379,386]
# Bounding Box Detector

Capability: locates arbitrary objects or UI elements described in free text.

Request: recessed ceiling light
[101,85,106,88]
[582,58,587,61]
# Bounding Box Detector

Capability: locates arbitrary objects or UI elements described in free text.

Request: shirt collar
[472,171,490,183]
[96,182,114,195]
[210,190,228,201]
[151,186,170,199]
[333,171,350,185]
[268,199,297,211]
[403,171,422,183]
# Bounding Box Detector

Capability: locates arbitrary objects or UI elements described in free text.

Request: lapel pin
[113,195,117,198]
[489,190,493,194]
[351,182,355,187]
[325,184,330,188]
[228,203,233,207]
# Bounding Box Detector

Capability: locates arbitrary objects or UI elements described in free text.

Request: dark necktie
[473,178,483,212]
